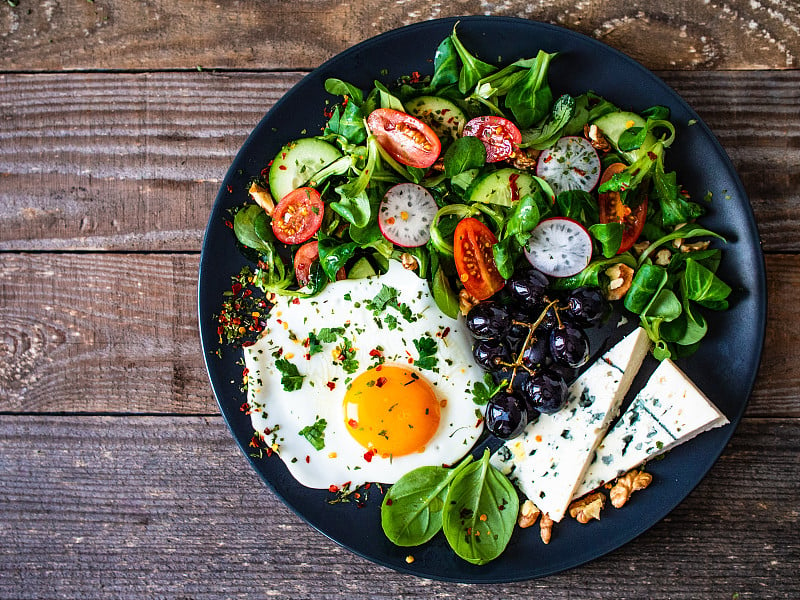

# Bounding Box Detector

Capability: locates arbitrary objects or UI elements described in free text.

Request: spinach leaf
[324,102,366,144]
[298,418,327,451]
[331,189,372,228]
[233,205,272,253]
[684,258,732,310]
[642,105,670,120]
[520,94,576,150]
[549,253,636,290]
[492,193,541,278]
[431,267,460,319]
[492,237,519,280]
[381,456,473,546]
[442,449,519,565]
[624,263,668,314]
[324,78,364,106]
[443,136,486,177]
[430,36,459,89]
[450,25,498,94]
[317,238,358,282]
[556,189,599,227]
[274,358,304,392]
[589,222,623,258]
[653,153,706,226]
[504,50,555,128]
[374,80,405,111]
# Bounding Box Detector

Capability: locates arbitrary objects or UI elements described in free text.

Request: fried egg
[243,261,485,489]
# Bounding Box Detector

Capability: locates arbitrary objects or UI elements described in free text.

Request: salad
[217,24,733,566]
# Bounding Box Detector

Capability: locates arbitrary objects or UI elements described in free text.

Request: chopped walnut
[518,500,541,529]
[584,123,611,152]
[654,248,672,266]
[508,147,541,170]
[672,222,687,249]
[248,181,275,215]
[603,263,635,301]
[400,252,419,271]
[458,289,479,316]
[631,240,651,256]
[569,492,605,523]
[681,240,711,253]
[610,470,653,508]
[539,513,554,545]
[430,158,445,172]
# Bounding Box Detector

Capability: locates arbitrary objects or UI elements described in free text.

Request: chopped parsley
[274,357,304,391]
[308,326,346,356]
[470,372,505,405]
[412,335,438,371]
[366,284,416,324]
[299,418,327,450]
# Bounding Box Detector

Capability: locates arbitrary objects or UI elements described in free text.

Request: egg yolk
[343,365,441,457]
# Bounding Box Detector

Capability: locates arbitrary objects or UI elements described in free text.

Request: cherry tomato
[293,241,345,286]
[366,108,442,169]
[598,162,647,254]
[462,116,522,163]
[271,187,324,245]
[454,218,505,301]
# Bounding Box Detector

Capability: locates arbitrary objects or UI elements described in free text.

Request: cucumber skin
[592,111,655,164]
[466,168,538,207]
[405,96,466,143]
[268,138,342,201]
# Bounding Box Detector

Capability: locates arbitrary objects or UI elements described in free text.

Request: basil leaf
[442,449,518,565]
[624,263,668,314]
[381,457,473,546]
[492,237,519,280]
[443,136,486,177]
[324,78,364,106]
[374,80,404,111]
[684,258,732,310]
[653,153,705,226]
[331,189,372,228]
[317,238,358,282]
[556,189,599,227]
[430,36,459,89]
[450,25,498,94]
[521,94,576,150]
[233,205,271,252]
[505,50,555,128]
[617,126,647,152]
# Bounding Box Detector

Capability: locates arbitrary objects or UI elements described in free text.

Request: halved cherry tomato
[454,218,505,301]
[462,116,522,163]
[293,241,345,286]
[598,162,647,254]
[366,108,441,169]
[271,187,324,245]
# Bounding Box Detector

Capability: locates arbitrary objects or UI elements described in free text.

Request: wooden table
[1,3,798,598]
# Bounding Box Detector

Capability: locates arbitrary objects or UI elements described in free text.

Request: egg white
[243,262,485,489]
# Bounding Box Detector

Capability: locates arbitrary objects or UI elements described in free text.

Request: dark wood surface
[1,2,798,598]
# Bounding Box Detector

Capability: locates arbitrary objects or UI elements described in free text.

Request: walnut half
[518,499,541,529]
[569,492,606,523]
[603,263,634,301]
[539,513,554,544]
[610,470,653,508]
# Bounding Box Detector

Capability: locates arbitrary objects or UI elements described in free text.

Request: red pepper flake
[409,71,421,83]
[354,492,361,499]
[509,173,520,202]
[240,402,249,412]
[441,327,450,339]
[543,154,553,163]
[647,151,657,161]
[407,357,414,364]
[375,377,387,388]
[363,450,375,462]
[369,348,382,358]
[231,282,243,294]
[224,220,233,229]
[261,167,270,177]
[375,365,383,372]
[304,353,311,360]
[364,483,371,490]
[278,165,287,170]
[292,297,300,305]
[305,455,310,463]
[326,381,336,391]
[475,416,484,427]
[226,184,234,194]
[348,419,358,428]
[242,340,255,347]
[573,167,586,177]
[386,498,393,506]
[249,434,260,448]
[242,368,249,377]
[328,484,339,493]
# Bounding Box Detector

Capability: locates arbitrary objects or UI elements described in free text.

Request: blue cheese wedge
[490,328,651,522]
[574,358,729,498]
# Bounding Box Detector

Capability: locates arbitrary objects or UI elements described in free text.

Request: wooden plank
[0,415,797,598]
[1,1,799,71]
[0,71,798,252]
[0,252,797,416]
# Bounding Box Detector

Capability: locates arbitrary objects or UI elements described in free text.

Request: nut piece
[585,123,611,152]
[248,181,275,215]
[603,263,635,301]
[458,289,479,316]
[681,240,711,253]
[654,248,672,266]
[610,470,653,508]
[569,492,606,523]
[539,513,554,544]
[400,252,419,271]
[509,147,541,170]
[631,240,651,256]
[518,499,541,529]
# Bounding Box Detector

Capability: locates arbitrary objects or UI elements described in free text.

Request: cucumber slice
[268,138,342,201]
[592,111,656,163]
[466,168,538,207]
[405,96,467,143]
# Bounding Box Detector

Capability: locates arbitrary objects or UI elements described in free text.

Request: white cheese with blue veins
[490,327,651,522]
[574,358,729,498]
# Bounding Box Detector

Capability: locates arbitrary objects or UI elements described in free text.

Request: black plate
[198,16,766,582]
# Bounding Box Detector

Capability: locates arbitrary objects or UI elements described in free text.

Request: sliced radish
[524,217,592,278]
[378,183,438,247]
[535,136,601,197]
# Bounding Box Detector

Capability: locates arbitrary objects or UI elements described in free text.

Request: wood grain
[0,415,797,599]
[1,0,799,71]
[1,71,798,252]
[0,252,796,416]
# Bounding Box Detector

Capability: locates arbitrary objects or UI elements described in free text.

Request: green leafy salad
[221,24,732,565]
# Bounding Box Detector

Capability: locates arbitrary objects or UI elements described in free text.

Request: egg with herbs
[242,262,486,489]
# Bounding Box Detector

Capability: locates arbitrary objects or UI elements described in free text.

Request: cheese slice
[574,358,729,498]
[490,327,651,522]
